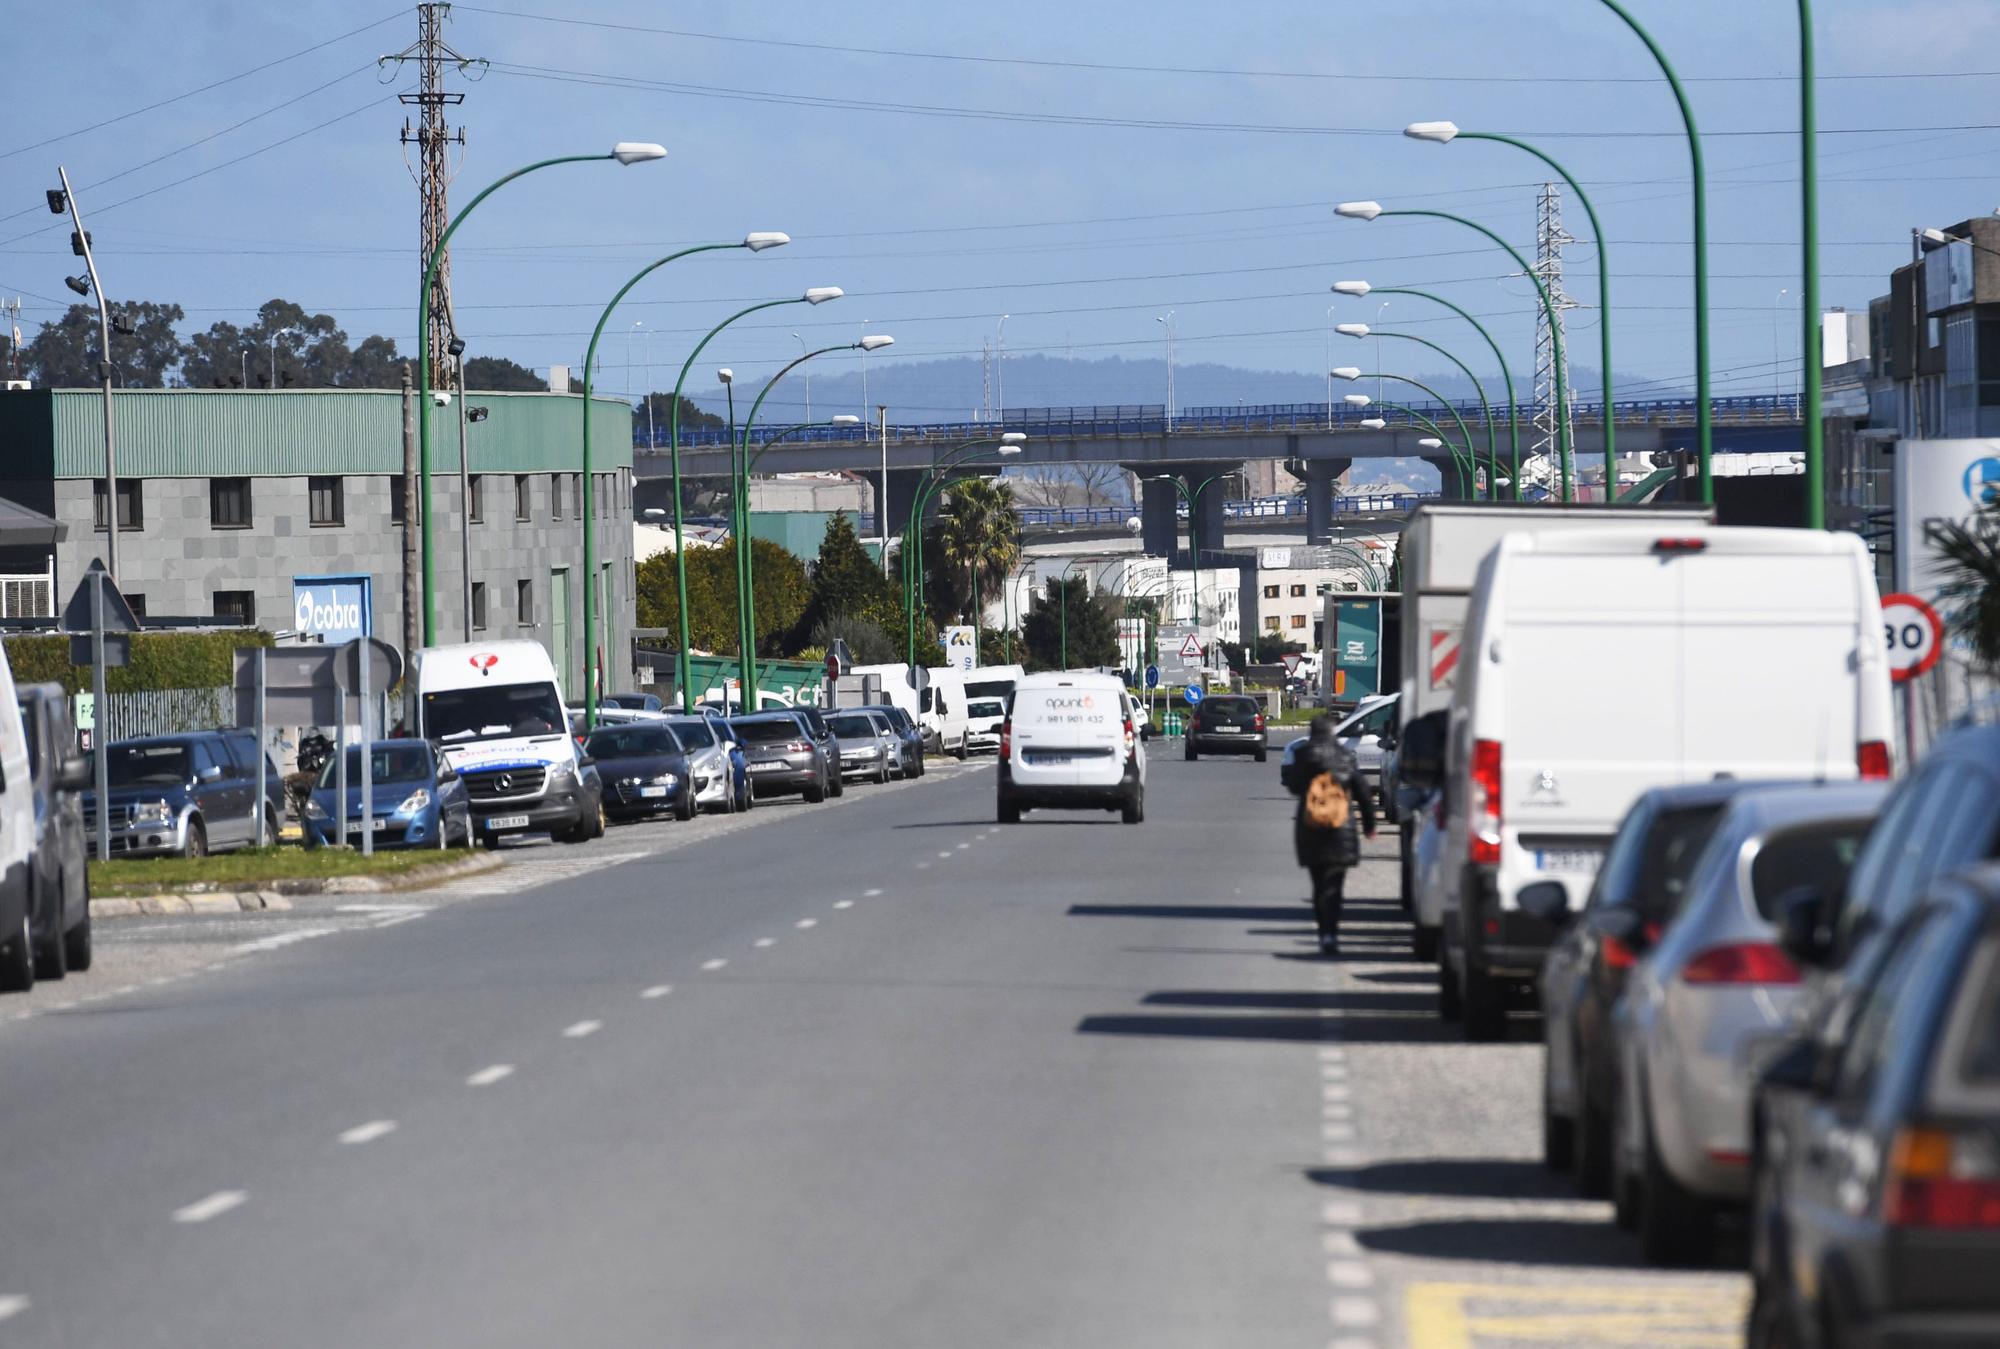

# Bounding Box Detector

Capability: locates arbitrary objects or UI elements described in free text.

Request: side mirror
[1517,880,1572,928]
[198,764,224,783]
[1760,1036,1823,1095]
[1777,885,1833,968]
[55,755,90,792]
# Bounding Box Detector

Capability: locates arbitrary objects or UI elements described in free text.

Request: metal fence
[87,686,235,743]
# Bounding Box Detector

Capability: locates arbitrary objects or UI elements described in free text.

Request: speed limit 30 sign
[1880,592,1944,684]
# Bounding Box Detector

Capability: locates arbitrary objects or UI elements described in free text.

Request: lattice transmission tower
[382,4,486,387]
[1531,182,1579,481]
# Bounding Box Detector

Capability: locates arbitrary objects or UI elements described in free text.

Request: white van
[414,640,597,845]
[919,667,967,758]
[0,644,37,992]
[1433,526,1894,1039]
[997,671,1146,824]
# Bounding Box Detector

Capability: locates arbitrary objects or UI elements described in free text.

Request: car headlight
[394,790,432,816]
[649,773,678,787]
[303,799,328,820]
[548,761,576,785]
[134,801,174,825]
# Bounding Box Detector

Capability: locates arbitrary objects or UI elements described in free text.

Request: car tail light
[1469,738,1502,865]
[999,719,1012,760]
[1123,717,1136,755]
[1884,1126,2000,1229]
[1679,941,1801,986]
[1253,713,1265,731]
[1858,740,1892,781]
[1652,537,1708,554]
[787,739,811,753]
[1602,920,1663,972]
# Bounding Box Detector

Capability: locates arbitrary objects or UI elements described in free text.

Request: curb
[88,851,509,920]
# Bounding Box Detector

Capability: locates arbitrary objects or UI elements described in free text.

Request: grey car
[827,710,900,785]
[1610,781,1887,1266]
[731,712,828,802]
[858,704,925,777]
[17,683,91,978]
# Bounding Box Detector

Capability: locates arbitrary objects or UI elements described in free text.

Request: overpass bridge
[633,395,1800,553]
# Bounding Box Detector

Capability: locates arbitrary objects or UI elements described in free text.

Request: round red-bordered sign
[1880,592,1944,684]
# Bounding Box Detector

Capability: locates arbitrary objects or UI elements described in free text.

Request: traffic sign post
[1144,664,1160,690]
[65,561,141,865]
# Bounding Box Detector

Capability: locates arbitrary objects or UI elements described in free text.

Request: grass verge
[89,845,477,898]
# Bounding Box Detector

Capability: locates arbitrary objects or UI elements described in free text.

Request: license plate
[1537,849,1604,874]
[750,762,785,772]
[1214,724,1240,733]
[1026,752,1075,765]
[638,786,666,798]
[484,814,530,830]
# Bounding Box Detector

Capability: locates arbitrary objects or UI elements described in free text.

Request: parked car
[1748,867,2000,1348]
[731,712,829,802]
[964,696,1006,756]
[303,739,472,849]
[789,705,845,796]
[828,710,900,784]
[1609,782,1887,1265]
[603,691,666,713]
[998,673,1145,825]
[585,722,696,823]
[15,682,90,980]
[1280,693,1399,793]
[83,731,285,859]
[1534,780,1764,1197]
[664,716,747,813]
[701,712,755,811]
[1407,787,1452,964]
[1185,693,1267,761]
[859,703,926,776]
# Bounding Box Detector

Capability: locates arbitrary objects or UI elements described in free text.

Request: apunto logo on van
[1042,694,1096,710]
[469,653,499,675]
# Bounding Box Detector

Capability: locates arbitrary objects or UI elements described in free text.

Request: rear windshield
[1958,949,2000,1085]
[828,714,878,738]
[317,744,432,788]
[1590,800,1730,922]
[666,720,715,749]
[967,699,1005,719]
[733,719,802,746]
[1749,818,1873,921]
[1202,697,1260,719]
[101,742,191,787]
[585,725,681,758]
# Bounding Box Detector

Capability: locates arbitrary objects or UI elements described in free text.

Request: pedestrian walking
[1291,713,1376,956]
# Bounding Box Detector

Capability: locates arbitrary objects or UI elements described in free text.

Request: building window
[1290,614,1307,630]
[125,594,146,619]
[390,477,406,524]
[471,582,488,631]
[308,475,343,527]
[549,472,563,521]
[515,474,532,522]
[1290,583,1307,598]
[516,578,534,624]
[468,474,484,524]
[213,590,255,625]
[1262,584,1279,599]
[1263,616,1282,633]
[210,477,252,529]
[92,478,143,531]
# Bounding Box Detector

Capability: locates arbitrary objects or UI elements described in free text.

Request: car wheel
[952,741,967,761]
[1639,1101,1716,1266]
[829,767,845,797]
[1611,1082,1641,1232]
[1436,941,1462,1022]
[1576,1087,1614,1199]
[1255,747,1268,763]
[998,793,1021,825]
[1412,924,1439,964]
[1461,961,1506,1042]
[805,772,827,804]
[183,817,208,860]
[1184,742,1197,761]
[63,903,92,973]
[675,790,696,822]
[592,800,608,838]
[33,883,66,982]
[437,816,450,849]
[1541,1062,1574,1171]
[741,777,755,811]
[0,909,33,993]
[1121,790,1143,825]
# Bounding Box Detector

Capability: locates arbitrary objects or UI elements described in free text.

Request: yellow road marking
[1406,1281,1746,1349]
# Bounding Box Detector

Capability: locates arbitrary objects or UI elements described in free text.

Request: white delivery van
[997,671,1146,825]
[848,664,924,722]
[0,643,37,992]
[1434,526,1893,1040]
[414,640,598,845]
[921,667,969,758]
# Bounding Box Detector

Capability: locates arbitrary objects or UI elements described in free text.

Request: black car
[82,731,285,858]
[586,722,696,823]
[858,703,924,778]
[731,713,829,801]
[16,683,90,979]
[1535,779,1755,1196]
[1749,866,2000,1348]
[1184,695,1267,762]
[603,691,666,713]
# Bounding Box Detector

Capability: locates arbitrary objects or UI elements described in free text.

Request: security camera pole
[52,168,120,583]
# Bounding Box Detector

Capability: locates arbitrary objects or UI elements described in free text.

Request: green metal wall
[2,388,632,479]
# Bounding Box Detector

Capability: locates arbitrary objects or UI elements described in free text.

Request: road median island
[88,847,507,917]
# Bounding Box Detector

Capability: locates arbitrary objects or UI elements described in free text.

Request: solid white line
[466,1064,515,1086]
[832,900,854,910]
[754,938,776,948]
[562,1020,602,1038]
[335,903,428,912]
[172,1190,246,1224]
[372,912,427,929]
[794,919,817,929]
[640,985,672,999]
[0,1296,28,1323]
[701,958,728,971]
[338,1120,397,1146]
[863,888,883,897]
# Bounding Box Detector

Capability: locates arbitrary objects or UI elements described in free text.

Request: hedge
[4,630,275,695]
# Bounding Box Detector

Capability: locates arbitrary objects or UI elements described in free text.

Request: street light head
[742,231,790,251]
[1418,437,1444,449]
[1343,394,1372,407]
[716,368,733,385]
[432,391,453,408]
[611,142,668,165]
[1335,323,1370,338]
[1404,120,1460,144]
[447,336,468,358]
[1000,432,1027,444]
[803,287,844,305]
[1331,366,1363,381]
[1359,417,1387,430]
[64,274,89,297]
[829,414,863,426]
[1334,201,1383,221]
[1920,227,1956,245]
[857,334,894,352]
[467,406,490,423]
[996,446,1023,456]
[1331,280,1372,297]
[642,507,666,519]
[45,189,66,215]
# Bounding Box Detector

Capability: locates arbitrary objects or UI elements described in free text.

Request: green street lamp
[1798,0,1824,528]
[1334,280,1521,501]
[417,141,666,649]
[578,230,790,729]
[734,342,891,707]
[903,436,1025,669]
[1336,200,1571,499]
[1354,404,1475,499]
[1335,321,1497,492]
[1404,122,1618,498]
[1143,471,1230,632]
[666,286,845,710]
[1334,369,1492,498]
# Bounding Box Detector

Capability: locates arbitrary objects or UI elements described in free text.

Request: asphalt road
[0,741,1748,1348]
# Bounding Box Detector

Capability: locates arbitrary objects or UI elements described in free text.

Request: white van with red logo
[413,640,595,844]
[997,672,1145,825]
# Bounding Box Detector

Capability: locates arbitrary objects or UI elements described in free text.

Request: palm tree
[937,476,1022,623]
[1933,504,2000,673]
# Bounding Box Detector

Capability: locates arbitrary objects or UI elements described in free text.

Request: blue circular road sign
[1182,684,1204,705]
[1144,664,1160,689]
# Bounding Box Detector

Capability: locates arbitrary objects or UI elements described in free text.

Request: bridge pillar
[1431,456,1474,501]
[1294,457,1351,545]
[883,468,931,542]
[1139,476,1181,559]
[1192,479,1226,564]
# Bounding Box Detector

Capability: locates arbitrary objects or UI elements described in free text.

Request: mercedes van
[414,640,598,844]
[997,671,1145,824]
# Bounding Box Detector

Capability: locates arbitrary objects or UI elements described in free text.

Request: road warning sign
[1178,633,1203,661]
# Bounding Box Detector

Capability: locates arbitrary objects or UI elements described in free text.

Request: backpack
[1304,771,1350,830]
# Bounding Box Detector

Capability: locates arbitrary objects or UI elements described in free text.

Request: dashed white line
[1331,1297,1381,1328]
[1322,1200,1365,1226]
[1327,1261,1375,1289]
[832,900,854,910]
[701,958,728,971]
[172,1190,246,1224]
[0,1295,28,1323]
[640,985,673,999]
[794,919,817,930]
[955,842,971,850]
[466,1064,515,1086]
[338,1120,397,1146]
[863,888,883,897]
[562,1020,602,1038]
[229,926,337,956]
[936,850,953,859]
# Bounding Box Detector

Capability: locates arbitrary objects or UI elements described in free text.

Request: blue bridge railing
[1014,492,1436,528]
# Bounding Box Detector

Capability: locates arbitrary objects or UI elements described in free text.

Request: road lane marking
[372,912,427,929]
[466,1064,515,1086]
[795,919,817,929]
[833,901,854,910]
[1331,1297,1381,1328]
[936,850,952,859]
[916,861,931,869]
[754,938,776,948]
[1323,1231,1362,1256]
[641,985,672,999]
[955,842,971,850]
[863,889,882,897]
[0,1296,27,1323]
[338,1120,397,1146]
[562,1020,602,1038]
[701,959,728,971]
[172,1191,246,1224]
[1404,1283,1748,1349]
[229,926,337,955]
[1328,1261,1375,1289]
[1322,1200,1365,1226]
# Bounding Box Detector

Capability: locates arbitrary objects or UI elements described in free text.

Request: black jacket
[1290,737,1375,870]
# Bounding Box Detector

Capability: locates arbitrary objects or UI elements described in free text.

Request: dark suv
[83,731,285,858]
[17,683,91,978]
[1185,695,1268,762]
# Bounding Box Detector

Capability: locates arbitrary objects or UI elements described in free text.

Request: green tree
[634,538,811,656]
[1933,504,2000,672]
[1020,577,1119,671]
[809,614,898,665]
[639,392,723,435]
[463,355,543,391]
[936,477,1021,623]
[24,300,184,387]
[808,511,895,628]
[180,299,402,388]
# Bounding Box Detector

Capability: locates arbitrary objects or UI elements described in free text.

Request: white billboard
[1893,438,2000,601]
[943,625,977,673]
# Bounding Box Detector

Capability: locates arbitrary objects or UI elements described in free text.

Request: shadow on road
[1070,904,1310,923]
[889,819,996,830]
[1353,1218,1652,1269]
[1308,1157,1570,1201]
[1076,1013,1335,1043]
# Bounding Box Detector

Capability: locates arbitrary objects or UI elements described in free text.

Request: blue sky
[2,0,1994,418]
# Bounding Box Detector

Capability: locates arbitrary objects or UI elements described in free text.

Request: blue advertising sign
[1182,684,1204,705]
[1144,664,1160,689]
[292,575,372,646]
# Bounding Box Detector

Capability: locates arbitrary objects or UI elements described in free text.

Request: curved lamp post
[417,141,666,649]
[1144,471,1231,632]
[1336,321,1496,492]
[578,230,789,729]
[903,436,1025,669]
[1334,368,1487,498]
[1335,201,1569,500]
[1354,403,1474,498]
[666,286,844,710]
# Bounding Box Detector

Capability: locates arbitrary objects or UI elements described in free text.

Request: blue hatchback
[303,739,470,850]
